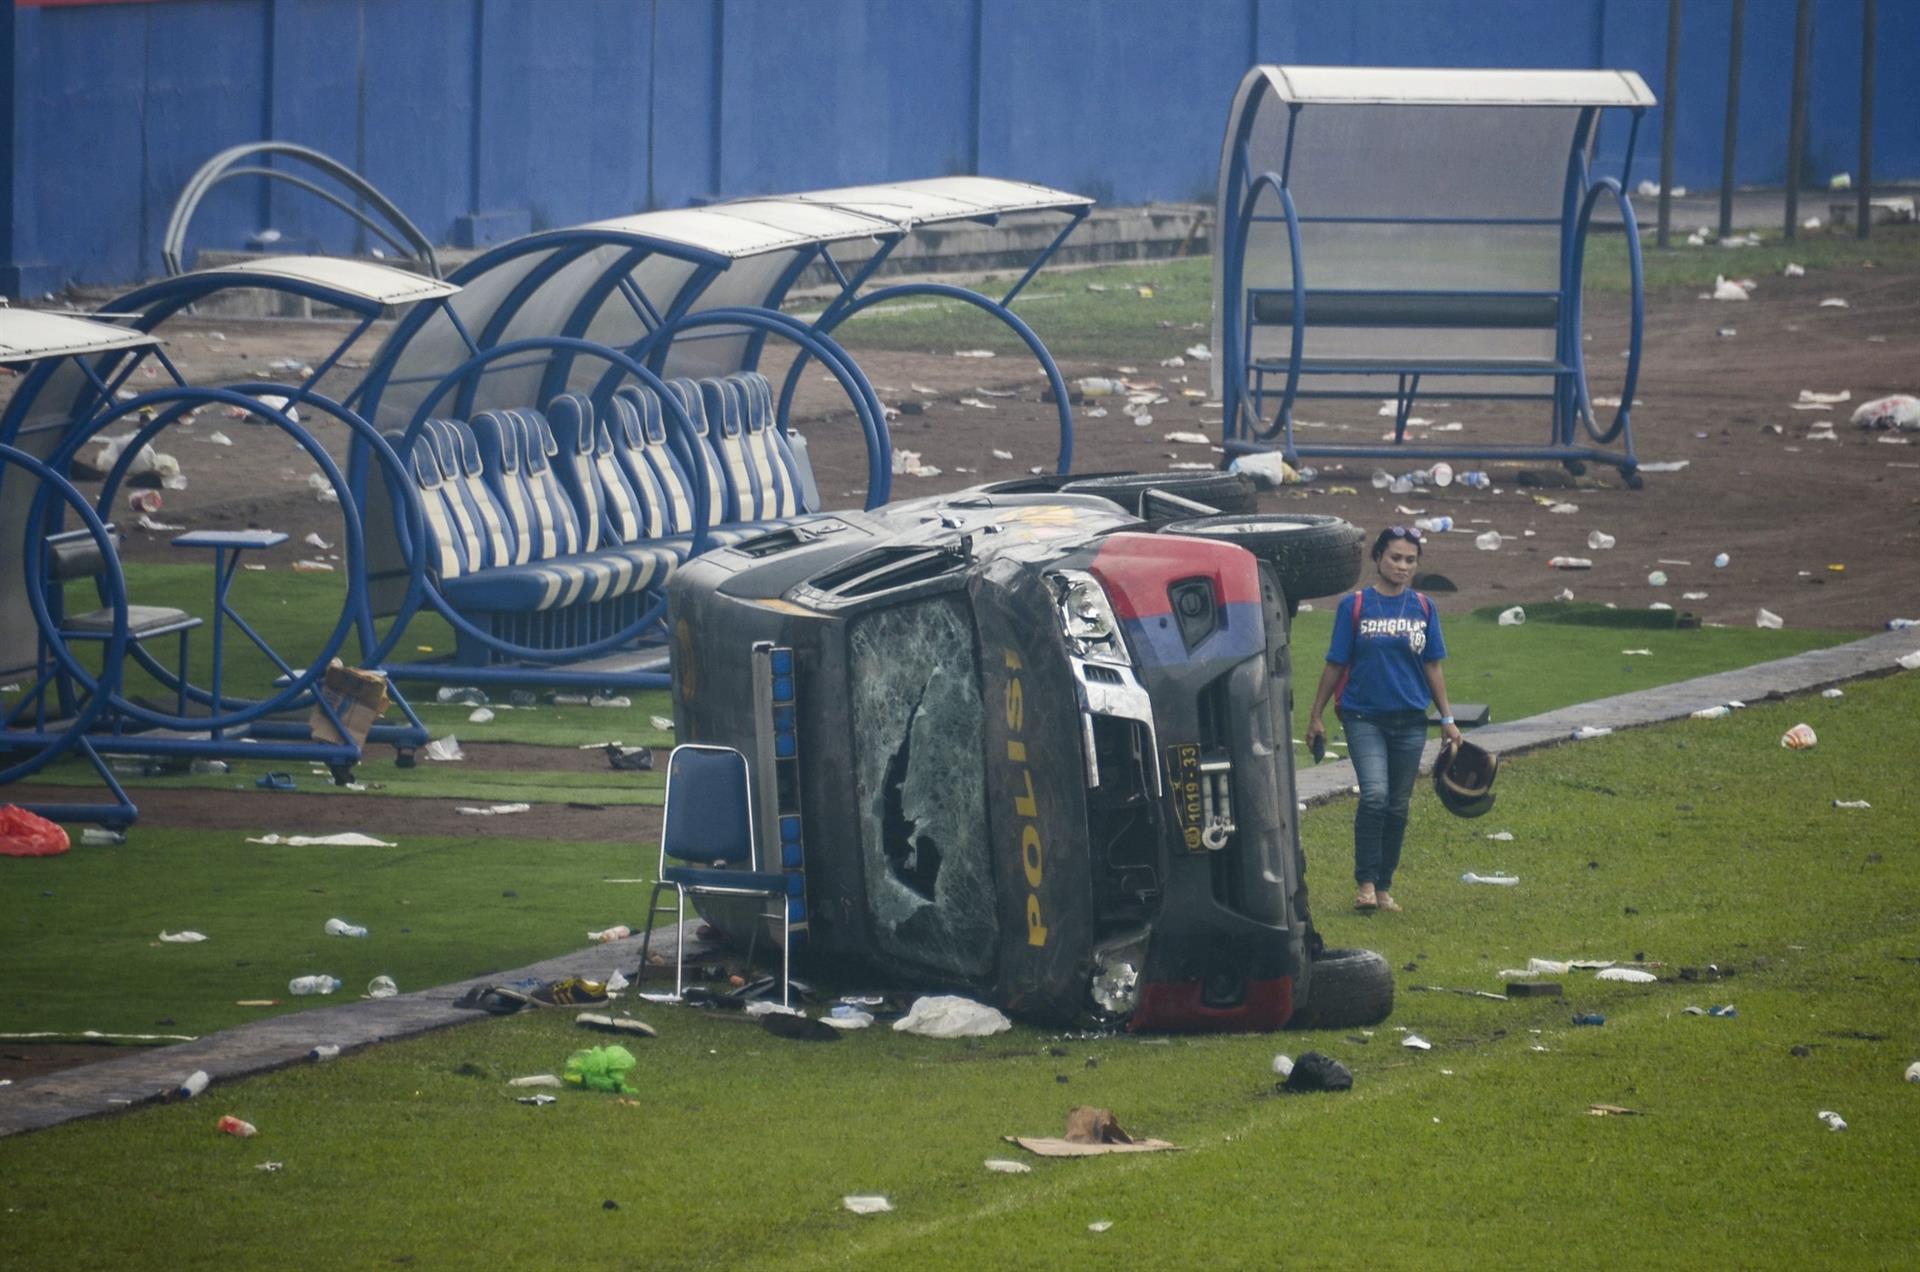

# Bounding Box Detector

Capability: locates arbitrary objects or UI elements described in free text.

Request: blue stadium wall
[2,0,1911,293]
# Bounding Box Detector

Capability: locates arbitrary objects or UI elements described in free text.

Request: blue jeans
[1339,709,1429,891]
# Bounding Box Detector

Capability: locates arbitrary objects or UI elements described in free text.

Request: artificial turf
[3,671,1915,1268]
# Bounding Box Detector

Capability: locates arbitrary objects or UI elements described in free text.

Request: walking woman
[1305,526,1462,912]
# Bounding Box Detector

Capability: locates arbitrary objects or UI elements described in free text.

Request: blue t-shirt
[1325,587,1447,716]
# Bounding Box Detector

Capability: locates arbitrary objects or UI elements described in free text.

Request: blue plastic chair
[639,743,793,1005]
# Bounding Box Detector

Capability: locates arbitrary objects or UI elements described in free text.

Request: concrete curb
[4,628,1912,1137]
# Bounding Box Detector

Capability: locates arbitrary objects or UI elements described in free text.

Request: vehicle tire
[1161,513,1363,601]
[1286,946,1395,1030]
[1062,470,1256,517]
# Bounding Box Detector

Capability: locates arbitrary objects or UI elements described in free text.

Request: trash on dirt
[565,1044,639,1093]
[1497,606,1526,627]
[1832,799,1871,810]
[842,1195,893,1215]
[1007,1107,1179,1157]
[159,930,209,943]
[1474,531,1502,551]
[1548,557,1593,570]
[603,743,651,772]
[1555,588,1575,602]
[1586,530,1616,550]
[456,802,531,816]
[1570,726,1612,740]
[1596,968,1657,984]
[892,995,1012,1038]
[323,918,368,938]
[1818,298,1850,309]
[958,397,997,410]
[1638,460,1689,473]
[1547,501,1578,514]
[1691,705,1731,719]
[1709,276,1751,301]
[1401,1035,1433,1051]
[1899,651,1920,671]
[1588,1104,1640,1117]
[1164,431,1210,445]
[1410,984,1507,1001]
[952,349,995,358]
[1646,571,1667,588]
[991,448,1014,460]
[366,975,398,999]
[1780,723,1817,750]
[422,736,465,762]
[1850,395,1920,432]
[307,472,337,503]
[291,559,334,573]
[1682,591,1709,601]
[1818,1110,1848,1131]
[1282,1051,1355,1091]
[1185,344,1212,361]
[174,1070,211,1100]
[587,925,632,943]
[247,832,396,847]
[1757,608,1784,630]
[217,1115,258,1138]
[1799,389,1851,406]
[984,1159,1032,1174]
[1461,872,1520,885]
[136,512,184,532]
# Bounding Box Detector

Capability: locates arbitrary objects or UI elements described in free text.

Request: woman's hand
[1440,720,1463,747]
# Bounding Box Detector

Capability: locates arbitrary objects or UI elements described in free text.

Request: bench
[393,370,820,666]
[1215,65,1656,482]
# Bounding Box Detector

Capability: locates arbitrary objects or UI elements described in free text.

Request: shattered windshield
[849,597,998,978]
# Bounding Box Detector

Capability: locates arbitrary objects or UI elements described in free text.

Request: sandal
[254,771,296,791]
[1376,892,1402,913]
[1354,885,1378,911]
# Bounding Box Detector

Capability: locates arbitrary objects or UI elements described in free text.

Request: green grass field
[4,673,1916,1268]
[825,224,1920,362]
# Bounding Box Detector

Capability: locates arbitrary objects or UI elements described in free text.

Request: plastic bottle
[1647,570,1668,587]
[216,1115,258,1138]
[175,1070,210,1100]
[189,759,230,775]
[1369,469,1393,490]
[1587,530,1616,550]
[1887,618,1919,630]
[1430,462,1455,487]
[309,1045,340,1062]
[289,975,341,996]
[1571,1014,1607,1027]
[367,975,398,999]
[323,918,367,938]
[1474,531,1502,551]
[1413,516,1453,534]
[1075,377,1121,397]
[1548,556,1594,570]
[1459,471,1491,489]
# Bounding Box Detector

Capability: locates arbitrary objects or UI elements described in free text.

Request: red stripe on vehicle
[1089,532,1263,620]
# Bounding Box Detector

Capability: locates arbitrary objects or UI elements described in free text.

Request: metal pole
[1718,0,1745,238]
[1657,0,1681,249]
[1857,0,1876,240]
[1784,0,1813,240]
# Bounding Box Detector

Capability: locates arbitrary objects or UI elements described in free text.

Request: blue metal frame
[1219,91,1652,486]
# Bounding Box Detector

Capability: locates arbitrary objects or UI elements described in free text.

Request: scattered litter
[175,1070,211,1099]
[323,918,368,938]
[1271,1053,1295,1078]
[565,1044,640,1093]
[255,1161,284,1171]
[1817,298,1849,309]
[1756,608,1784,630]
[984,1158,1032,1174]
[590,694,630,709]
[217,1115,258,1138]
[456,802,531,817]
[1682,591,1709,601]
[308,473,337,503]
[1164,430,1210,445]
[509,1074,563,1088]
[466,707,494,724]
[952,349,995,359]
[958,397,998,410]
[1691,705,1731,720]
[1821,687,1844,699]
[422,736,465,762]
[1637,460,1689,473]
[991,448,1014,460]
[158,930,208,943]
[81,827,126,846]
[303,532,332,551]
[587,925,633,943]
[1497,606,1526,627]
[577,1013,658,1038]
[1089,1221,1114,1233]
[1474,531,1502,551]
[309,1045,340,1062]
[1714,552,1731,569]
[1587,531,1616,550]
[1799,389,1851,405]
[205,430,233,446]
[1486,831,1514,841]
[843,1195,893,1215]
[1282,1051,1354,1091]
[1402,1034,1433,1051]
[823,1005,874,1030]
[1589,1104,1640,1117]
[1570,726,1612,740]
[893,995,1011,1038]
[1555,588,1575,601]
[1548,501,1578,514]
[1646,571,1667,588]
[1900,652,1920,671]
[1905,1061,1920,1083]
[517,1094,557,1106]
[1832,799,1871,810]
[1817,1110,1847,1132]
[137,513,185,532]
[1779,723,1818,750]
[292,559,334,572]
[1460,872,1520,886]
[367,975,398,999]
[1621,648,1653,656]
[1184,344,1211,361]
[1710,276,1751,301]
[1596,968,1657,984]
[1548,556,1593,570]
[247,833,395,847]
[1850,395,1920,432]
[1572,1014,1607,1027]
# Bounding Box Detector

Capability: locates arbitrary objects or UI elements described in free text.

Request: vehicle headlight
[1089,929,1151,1018]
[1049,571,1129,664]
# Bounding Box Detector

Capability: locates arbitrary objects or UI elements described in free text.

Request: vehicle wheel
[1161,513,1363,601]
[1286,946,1394,1030]
[1062,470,1256,517]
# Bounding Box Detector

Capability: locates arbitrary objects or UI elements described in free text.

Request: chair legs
[635,881,791,1008]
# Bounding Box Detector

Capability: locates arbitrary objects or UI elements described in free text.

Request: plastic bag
[0,805,70,857]
[564,1044,638,1093]
[890,995,1012,1039]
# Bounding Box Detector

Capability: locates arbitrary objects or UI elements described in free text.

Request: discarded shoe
[1281,1051,1354,1093]
[576,1012,657,1038]
[254,772,296,792]
[533,977,610,1007]
[604,743,653,772]
[453,985,533,1015]
[760,1012,840,1042]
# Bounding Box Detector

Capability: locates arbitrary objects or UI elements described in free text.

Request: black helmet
[1433,738,1498,818]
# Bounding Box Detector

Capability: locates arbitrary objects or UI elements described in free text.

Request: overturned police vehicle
[665,470,1395,1032]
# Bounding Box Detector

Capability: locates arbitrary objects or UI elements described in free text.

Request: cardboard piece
[1007,1106,1180,1157]
[308,659,390,747]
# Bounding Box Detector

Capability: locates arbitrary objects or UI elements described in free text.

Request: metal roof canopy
[0,310,160,363]
[359,177,1091,429]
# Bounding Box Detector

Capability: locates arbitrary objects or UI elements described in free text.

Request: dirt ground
[79,258,1918,633]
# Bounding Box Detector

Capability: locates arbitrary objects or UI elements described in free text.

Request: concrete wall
[3,0,1911,294]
